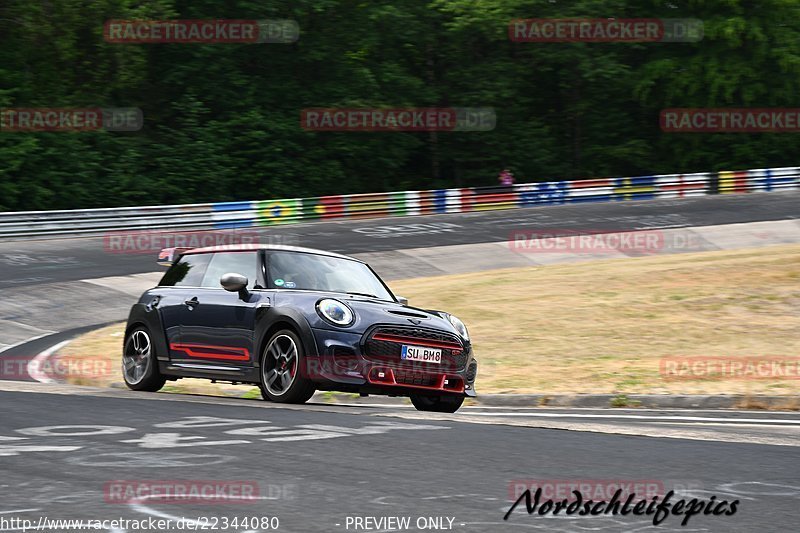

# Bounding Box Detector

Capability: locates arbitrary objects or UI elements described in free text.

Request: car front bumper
[306,327,477,397]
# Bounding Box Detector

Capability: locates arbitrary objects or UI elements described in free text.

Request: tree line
[1,0,798,211]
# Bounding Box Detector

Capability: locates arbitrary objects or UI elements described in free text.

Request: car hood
[272,290,466,339]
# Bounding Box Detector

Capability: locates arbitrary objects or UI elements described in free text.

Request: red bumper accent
[366,367,465,393]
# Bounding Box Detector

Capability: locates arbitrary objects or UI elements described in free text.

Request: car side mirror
[396,295,409,306]
[221,272,248,295]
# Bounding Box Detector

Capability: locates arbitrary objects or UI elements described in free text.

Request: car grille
[466,361,478,383]
[394,369,440,387]
[363,326,467,371]
[330,346,360,371]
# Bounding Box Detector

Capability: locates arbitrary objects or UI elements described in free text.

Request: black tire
[410,394,464,413]
[122,327,166,392]
[259,329,315,403]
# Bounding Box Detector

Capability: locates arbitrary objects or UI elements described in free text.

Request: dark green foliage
[1,0,798,210]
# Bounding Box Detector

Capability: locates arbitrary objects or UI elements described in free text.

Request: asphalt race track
[0,388,798,532]
[0,191,798,285]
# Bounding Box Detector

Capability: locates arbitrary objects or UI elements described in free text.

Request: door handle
[184,297,199,307]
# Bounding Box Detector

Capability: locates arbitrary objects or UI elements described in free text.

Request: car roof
[181,244,363,263]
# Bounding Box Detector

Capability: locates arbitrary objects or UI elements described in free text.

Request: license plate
[401,345,442,364]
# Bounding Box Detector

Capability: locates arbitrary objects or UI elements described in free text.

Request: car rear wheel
[259,330,315,403]
[410,394,464,413]
[122,327,166,392]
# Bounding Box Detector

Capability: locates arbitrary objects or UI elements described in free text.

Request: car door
[171,251,264,369]
[153,252,213,360]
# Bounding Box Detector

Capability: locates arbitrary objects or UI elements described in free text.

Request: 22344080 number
[190,516,279,530]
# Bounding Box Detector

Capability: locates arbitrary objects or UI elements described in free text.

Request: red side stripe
[170,343,250,361]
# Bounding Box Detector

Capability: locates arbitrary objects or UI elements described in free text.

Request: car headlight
[447,314,469,341]
[316,298,355,326]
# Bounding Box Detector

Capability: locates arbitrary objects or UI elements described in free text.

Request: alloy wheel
[263,334,298,396]
[123,330,152,385]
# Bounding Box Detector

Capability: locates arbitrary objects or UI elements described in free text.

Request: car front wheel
[410,394,464,413]
[259,329,315,403]
[122,327,166,392]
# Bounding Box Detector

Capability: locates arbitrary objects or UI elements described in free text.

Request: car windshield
[267,251,394,301]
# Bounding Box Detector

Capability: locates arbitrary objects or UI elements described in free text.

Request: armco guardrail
[0,167,797,239]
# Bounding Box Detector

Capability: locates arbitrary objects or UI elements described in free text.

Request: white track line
[332,402,800,417]
[27,340,71,383]
[460,412,800,424]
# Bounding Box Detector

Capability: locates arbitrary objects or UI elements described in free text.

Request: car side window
[200,251,259,289]
[158,253,212,287]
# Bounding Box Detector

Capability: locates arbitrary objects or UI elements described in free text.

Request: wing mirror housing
[221,272,249,298]
[396,295,409,306]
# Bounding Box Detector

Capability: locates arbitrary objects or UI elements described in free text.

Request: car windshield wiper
[345,291,380,299]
